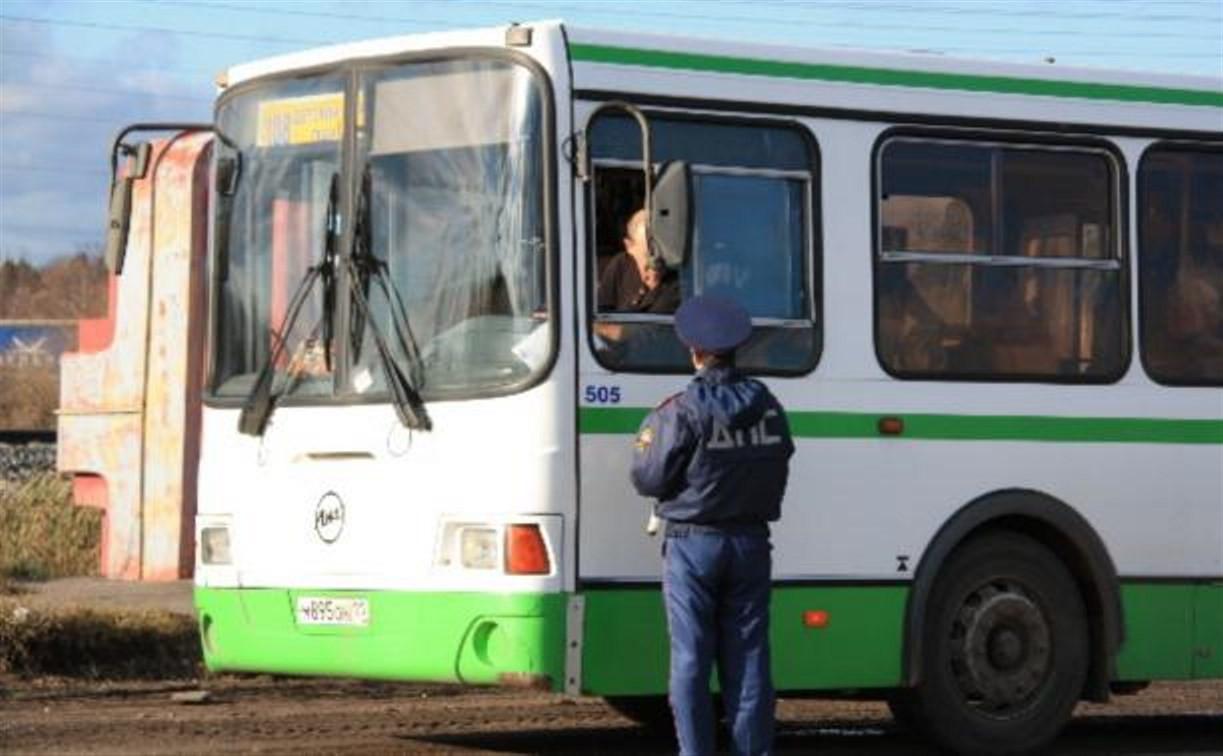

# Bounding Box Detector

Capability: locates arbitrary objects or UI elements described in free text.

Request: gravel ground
[0,442,55,483]
[0,676,1220,755]
[12,577,195,615]
[5,579,1222,754]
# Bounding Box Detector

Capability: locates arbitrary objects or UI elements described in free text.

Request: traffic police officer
[631,295,794,756]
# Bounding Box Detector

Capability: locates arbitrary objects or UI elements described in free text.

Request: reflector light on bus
[877,417,905,436]
[802,610,829,628]
[505,524,550,575]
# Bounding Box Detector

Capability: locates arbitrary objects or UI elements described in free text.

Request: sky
[1,0,1221,266]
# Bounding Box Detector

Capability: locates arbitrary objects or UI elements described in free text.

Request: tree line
[1,250,109,321]
[1,249,109,430]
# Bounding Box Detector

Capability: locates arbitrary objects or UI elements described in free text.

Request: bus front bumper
[194,587,567,689]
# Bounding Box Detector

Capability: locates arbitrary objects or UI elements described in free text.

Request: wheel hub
[951,582,1051,713]
[988,626,1026,670]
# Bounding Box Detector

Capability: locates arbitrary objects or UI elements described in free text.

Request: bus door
[574,102,692,587]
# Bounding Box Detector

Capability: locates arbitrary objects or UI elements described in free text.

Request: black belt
[664,520,769,537]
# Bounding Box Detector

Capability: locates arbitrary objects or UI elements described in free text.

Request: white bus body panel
[569,32,1221,583]
[197,382,575,593]
[578,388,1223,582]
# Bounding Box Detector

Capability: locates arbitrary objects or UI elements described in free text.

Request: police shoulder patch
[635,425,655,452]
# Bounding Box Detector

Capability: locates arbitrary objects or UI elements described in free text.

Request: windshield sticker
[257,92,344,147]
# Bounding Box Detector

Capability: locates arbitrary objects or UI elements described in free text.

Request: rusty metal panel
[141,132,212,581]
[58,132,213,581]
[58,158,154,416]
[55,412,144,579]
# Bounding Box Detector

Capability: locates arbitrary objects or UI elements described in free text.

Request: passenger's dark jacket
[631,365,794,525]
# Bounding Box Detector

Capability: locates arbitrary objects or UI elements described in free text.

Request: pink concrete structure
[58,133,212,580]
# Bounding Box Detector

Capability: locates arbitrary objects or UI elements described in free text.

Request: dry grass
[0,475,201,679]
[0,472,101,581]
[0,600,201,678]
[0,365,59,431]
[0,574,29,596]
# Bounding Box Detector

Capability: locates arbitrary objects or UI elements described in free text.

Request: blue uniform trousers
[663,529,774,756]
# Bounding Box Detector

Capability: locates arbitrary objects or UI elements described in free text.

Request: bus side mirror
[650,161,690,268]
[103,142,152,275]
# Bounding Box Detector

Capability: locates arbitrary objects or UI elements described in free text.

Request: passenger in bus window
[597,208,680,314]
[877,265,952,372]
[1166,264,1223,376]
[1143,194,1223,381]
[630,296,794,756]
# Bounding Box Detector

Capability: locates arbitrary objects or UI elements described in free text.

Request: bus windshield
[211,57,550,403]
[350,58,548,400]
[211,75,344,400]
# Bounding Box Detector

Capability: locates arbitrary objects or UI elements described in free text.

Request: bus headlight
[459,527,499,569]
[201,526,232,565]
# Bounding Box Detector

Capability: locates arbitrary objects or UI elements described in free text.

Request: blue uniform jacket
[631,365,794,525]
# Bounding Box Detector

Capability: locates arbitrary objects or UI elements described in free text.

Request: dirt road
[2,676,1220,755]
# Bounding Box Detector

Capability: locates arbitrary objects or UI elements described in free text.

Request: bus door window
[586,113,819,375]
[1139,145,1223,385]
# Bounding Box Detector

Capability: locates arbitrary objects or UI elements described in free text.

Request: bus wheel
[914,531,1088,755]
[604,695,673,731]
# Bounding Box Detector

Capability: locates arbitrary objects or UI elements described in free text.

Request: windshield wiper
[237,173,339,436]
[347,164,431,431]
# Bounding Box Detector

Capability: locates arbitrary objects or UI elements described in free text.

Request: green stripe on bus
[569,43,1223,108]
[580,407,1223,444]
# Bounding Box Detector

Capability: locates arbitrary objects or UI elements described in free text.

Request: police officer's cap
[675,295,752,353]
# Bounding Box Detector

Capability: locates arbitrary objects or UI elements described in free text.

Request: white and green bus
[188,21,1222,754]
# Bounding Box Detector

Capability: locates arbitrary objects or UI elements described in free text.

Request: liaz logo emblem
[314,492,345,543]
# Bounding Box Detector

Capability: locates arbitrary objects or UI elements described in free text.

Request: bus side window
[684,171,806,320]
[876,137,1124,381]
[586,113,819,375]
[1139,145,1223,385]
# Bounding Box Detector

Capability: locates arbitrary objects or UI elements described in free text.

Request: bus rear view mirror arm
[103,122,214,275]
[103,142,151,275]
[103,175,136,275]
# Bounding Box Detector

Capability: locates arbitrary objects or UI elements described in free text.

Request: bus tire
[913,530,1088,755]
[604,695,673,731]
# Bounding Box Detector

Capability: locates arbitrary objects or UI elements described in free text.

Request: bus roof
[221,20,1222,114]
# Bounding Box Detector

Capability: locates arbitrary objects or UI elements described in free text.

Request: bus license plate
[295,597,370,627]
